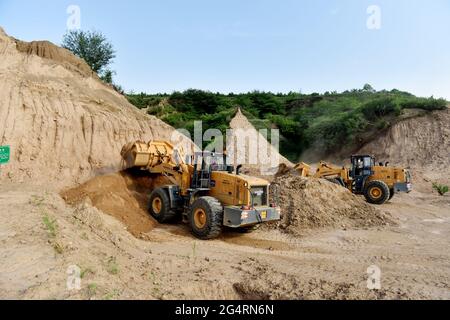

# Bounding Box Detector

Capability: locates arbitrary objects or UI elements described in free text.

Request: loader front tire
[364,181,390,205]
[189,197,223,240]
[389,188,395,201]
[148,188,176,223]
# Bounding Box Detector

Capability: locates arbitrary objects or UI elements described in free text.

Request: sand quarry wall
[0,27,191,188]
[355,108,450,189]
[357,108,450,171]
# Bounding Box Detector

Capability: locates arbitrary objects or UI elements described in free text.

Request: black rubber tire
[236,224,261,234]
[364,181,390,205]
[148,188,176,223]
[389,188,395,200]
[189,197,223,240]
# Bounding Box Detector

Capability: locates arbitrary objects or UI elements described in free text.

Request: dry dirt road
[0,183,449,300]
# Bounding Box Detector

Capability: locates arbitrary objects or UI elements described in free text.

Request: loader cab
[191,152,234,189]
[350,155,375,193]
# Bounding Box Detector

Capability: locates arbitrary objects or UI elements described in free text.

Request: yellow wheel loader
[295,155,411,205]
[121,141,281,239]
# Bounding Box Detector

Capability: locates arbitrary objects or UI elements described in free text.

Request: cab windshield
[364,157,373,168]
[194,152,228,172]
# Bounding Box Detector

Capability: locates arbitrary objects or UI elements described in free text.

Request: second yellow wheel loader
[121,140,281,240]
[293,155,412,205]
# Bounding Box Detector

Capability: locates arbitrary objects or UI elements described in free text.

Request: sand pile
[269,173,393,234]
[228,108,292,175]
[0,26,191,188]
[61,170,171,237]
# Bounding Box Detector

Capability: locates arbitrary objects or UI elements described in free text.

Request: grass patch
[106,256,119,275]
[433,183,449,196]
[42,213,57,238]
[87,283,97,297]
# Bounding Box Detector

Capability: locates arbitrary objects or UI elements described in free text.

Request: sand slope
[0,27,188,187]
[228,108,292,175]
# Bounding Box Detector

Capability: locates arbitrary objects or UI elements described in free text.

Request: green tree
[62,30,115,79]
[363,83,375,92]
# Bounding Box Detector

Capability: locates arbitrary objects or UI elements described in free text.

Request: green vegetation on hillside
[126,86,447,161]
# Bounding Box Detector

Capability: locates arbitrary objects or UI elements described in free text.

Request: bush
[361,98,401,120]
[433,183,449,196]
[399,98,447,111]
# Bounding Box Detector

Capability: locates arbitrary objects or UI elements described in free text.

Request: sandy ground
[1,181,448,300]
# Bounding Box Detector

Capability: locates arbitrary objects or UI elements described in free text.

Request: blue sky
[0,0,449,98]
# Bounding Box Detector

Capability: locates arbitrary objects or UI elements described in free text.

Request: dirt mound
[61,170,170,237]
[228,108,292,174]
[14,39,95,78]
[0,27,191,188]
[269,173,393,234]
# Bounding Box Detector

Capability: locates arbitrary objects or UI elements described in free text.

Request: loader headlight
[241,211,249,220]
[276,207,282,217]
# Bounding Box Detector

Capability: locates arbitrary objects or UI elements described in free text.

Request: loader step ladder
[193,170,211,189]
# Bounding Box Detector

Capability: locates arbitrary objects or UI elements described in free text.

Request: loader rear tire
[189,197,223,240]
[148,188,176,223]
[364,181,390,205]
